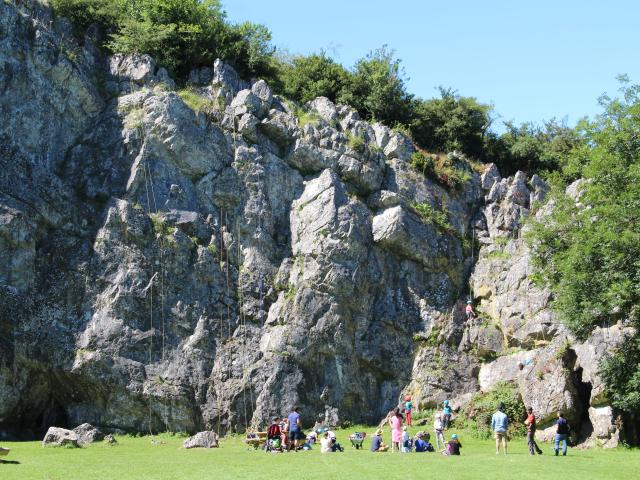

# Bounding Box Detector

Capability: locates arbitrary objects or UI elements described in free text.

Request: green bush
[52,0,276,80]
[409,151,435,175]
[458,382,526,439]
[346,131,366,154]
[412,203,452,233]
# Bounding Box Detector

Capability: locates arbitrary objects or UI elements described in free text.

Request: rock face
[42,427,79,448]
[0,1,634,448]
[183,431,219,449]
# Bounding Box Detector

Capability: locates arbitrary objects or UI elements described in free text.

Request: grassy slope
[1,426,639,480]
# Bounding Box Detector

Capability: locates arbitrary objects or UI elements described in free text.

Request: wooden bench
[244,432,267,449]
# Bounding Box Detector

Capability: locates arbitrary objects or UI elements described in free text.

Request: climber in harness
[465,300,476,320]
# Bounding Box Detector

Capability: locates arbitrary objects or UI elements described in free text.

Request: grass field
[1,426,639,480]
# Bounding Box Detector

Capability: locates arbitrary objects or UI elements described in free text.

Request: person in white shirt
[434,412,445,450]
[320,431,333,453]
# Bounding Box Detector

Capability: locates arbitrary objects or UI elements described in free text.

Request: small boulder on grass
[73,423,105,445]
[183,431,219,449]
[104,434,117,445]
[42,427,79,448]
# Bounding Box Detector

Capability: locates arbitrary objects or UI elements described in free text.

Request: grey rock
[43,427,80,448]
[110,54,156,86]
[480,163,501,190]
[183,431,219,449]
[231,89,261,116]
[309,97,338,124]
[73,423,105,445]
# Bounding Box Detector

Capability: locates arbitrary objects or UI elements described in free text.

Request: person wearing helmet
[445,433,462,455]
[465,300,476,320]
[442,400,453,430]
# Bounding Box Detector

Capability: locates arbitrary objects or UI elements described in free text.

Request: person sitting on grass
[414,432,434,452]
[401,426,412,452]
[320,431,333,453]
[443,434,462,456]
[371,429,389,452]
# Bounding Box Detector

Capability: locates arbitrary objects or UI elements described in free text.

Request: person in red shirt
[465,301,476,320]
[524,407,543,455]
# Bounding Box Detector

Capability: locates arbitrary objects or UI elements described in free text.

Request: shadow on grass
[0,460,20,464]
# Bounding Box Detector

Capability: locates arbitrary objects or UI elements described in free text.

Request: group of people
[372,403,462,456]
[265,407,345,453]
[264,401,572,457]
[491,403,572,456]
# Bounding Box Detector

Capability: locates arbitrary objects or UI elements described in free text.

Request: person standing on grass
[404,396,413,426]
[524,407,543,455]
[434,412,446,450]
[442,400,453,429]
[388,407,404,452]
[554,412,570,456]
[491,402,509,455]
[287,406,303,451]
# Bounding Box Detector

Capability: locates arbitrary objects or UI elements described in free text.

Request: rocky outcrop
[0,1,633,448]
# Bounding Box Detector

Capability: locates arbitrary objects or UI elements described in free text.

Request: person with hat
[371,429,389,452]
[442,400,453,430]
[445,434,462,455]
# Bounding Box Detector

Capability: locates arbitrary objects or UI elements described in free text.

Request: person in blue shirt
[554,412,570,456]
[491,402,509,455]
[287,407,303,451]
[442,400,453,429]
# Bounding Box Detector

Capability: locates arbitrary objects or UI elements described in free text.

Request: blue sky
[224,0,640,132]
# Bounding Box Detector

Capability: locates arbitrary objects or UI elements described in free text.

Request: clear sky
[224,0,640,132]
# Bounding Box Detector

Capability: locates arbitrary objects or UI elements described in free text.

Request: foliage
[345,131,365,154]
[412,203,451,233]
[409,151,435,176]
[600,335,640,412]
[528,79,640,411]
[485,119,585,178]
[177,88,216,114]
[278,52,351,105]
[410,87,492,159]
[149,214,176,237]
[51,0,276,79]
[339,46,414,126]
[458,382,526,439]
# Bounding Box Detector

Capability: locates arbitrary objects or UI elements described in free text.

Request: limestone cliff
[0,2,630,447]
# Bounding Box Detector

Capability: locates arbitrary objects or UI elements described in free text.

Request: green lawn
[1,426,639,480]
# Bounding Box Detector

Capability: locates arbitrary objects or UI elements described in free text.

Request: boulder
[73,423,105,445]
[42,427,80,448]
[109,53,156,86]
[183,431,219,449]
[231,89,261,116]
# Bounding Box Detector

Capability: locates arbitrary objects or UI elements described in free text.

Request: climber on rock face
[465,300,476,320]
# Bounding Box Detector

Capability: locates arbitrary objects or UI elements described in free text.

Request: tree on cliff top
[51,0,276,79]
[528,78,640,412]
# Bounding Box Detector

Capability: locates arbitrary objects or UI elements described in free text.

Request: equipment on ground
[349,432,366,449]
